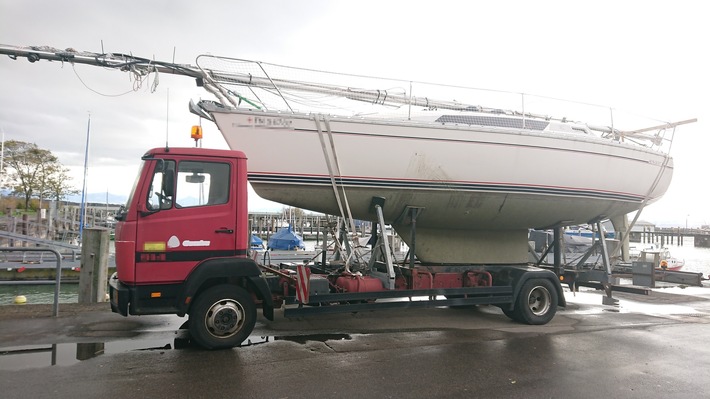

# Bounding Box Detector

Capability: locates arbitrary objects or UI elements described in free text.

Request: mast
[78,113,91,241]
[0,128,4,185]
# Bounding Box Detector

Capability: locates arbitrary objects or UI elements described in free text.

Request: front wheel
[189,284,256,349]
[501,306,521,322]
[515,279,558,325]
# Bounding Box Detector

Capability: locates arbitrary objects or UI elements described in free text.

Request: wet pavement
[1,285,710,398]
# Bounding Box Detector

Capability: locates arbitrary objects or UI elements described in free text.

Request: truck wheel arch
[179,257,274,320]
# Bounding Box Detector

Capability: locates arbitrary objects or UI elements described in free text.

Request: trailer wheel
[189,284,256,349]
[516,279,557,325]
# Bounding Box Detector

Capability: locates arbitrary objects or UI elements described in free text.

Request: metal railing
[0,247,62,316]
[0,230,79,260]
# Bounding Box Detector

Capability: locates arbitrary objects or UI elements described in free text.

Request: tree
[42,164,80,203]
[2,140,68,209]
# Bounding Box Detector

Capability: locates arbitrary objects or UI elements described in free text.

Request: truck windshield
[114,160,148,221]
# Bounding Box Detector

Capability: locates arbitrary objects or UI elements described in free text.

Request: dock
[631,226,710,247]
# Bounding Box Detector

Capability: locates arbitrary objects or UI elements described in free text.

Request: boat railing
[0,44,693,153]
[195,54,694,153]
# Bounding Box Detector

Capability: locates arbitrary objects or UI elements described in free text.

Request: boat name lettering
[238,116,292,128]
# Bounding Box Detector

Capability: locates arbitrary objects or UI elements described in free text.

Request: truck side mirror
[163,169,175,197]
[143,159,176,215]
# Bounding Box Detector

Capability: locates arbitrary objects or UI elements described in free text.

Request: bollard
[78,227,110,303]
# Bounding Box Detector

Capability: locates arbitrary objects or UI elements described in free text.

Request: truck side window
[175,161,230,208]
[146,160,176,211]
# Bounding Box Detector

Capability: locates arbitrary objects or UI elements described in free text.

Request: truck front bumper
[109,272,130,316]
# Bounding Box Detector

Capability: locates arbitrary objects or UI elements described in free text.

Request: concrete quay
[1,285,709,398]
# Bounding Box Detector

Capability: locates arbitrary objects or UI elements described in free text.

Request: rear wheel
[189,284,256,349]
[515,279,557,325]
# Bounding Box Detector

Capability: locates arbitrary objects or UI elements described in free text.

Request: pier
[248,211,373,242]
[630,227,710,247]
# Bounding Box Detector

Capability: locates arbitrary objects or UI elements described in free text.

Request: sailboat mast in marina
[78,113,90,241]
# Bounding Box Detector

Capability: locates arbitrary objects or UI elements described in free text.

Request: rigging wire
[71,63,157,97]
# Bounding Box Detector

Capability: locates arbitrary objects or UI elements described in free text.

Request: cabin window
[174,160,230,208]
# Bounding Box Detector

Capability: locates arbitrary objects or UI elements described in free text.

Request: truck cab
[109,147,274,347]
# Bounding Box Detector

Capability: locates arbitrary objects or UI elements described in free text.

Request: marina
[0,1,708,397]
[0,38,703,336]
[0,46,702,343]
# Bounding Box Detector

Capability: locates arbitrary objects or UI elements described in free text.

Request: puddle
[0,338,175,371]
[0,331,354,370]
[241,333,353,346]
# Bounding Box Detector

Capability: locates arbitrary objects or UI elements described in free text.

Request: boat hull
[205,105,673,263]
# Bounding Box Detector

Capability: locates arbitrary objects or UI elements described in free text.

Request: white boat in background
[629,243,685,271]
[0,45,696,264]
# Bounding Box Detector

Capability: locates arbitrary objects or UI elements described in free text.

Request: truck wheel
[501,306,521,322]
[516,279,557,325]
[189,284,256,349]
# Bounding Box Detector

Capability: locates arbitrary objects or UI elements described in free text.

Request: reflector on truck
[143,242,167,252]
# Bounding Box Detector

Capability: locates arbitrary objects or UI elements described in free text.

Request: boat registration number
[238,116,293,128]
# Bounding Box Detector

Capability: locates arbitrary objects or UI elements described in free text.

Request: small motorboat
[629,243,684,271]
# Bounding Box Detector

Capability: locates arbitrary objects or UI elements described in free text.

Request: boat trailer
[531,223,705,304]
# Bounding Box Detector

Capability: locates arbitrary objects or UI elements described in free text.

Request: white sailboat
[188,55,690,263]
[0,44,696,263]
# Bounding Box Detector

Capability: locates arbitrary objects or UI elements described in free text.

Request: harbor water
[1,238,709,305]
[0,282,79,306]
[662,237,710,275]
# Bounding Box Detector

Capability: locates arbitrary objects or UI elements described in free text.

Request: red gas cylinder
[335,275,384,293]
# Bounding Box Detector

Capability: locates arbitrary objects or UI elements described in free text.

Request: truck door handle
[215,228,234,234]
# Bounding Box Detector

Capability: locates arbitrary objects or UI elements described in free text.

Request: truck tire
[189,284,256,349]
[501,306,522,322]
[515,278,558,325]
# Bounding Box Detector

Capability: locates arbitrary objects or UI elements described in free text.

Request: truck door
[135,157,238,284]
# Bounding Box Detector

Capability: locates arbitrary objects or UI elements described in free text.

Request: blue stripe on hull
[247,173,642,202]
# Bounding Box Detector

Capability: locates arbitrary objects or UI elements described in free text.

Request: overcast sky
[1,0,707,227]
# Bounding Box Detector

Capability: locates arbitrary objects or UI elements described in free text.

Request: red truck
[109,147,565,349]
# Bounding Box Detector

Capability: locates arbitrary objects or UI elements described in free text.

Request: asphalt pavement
[1,285,710,398]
